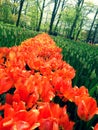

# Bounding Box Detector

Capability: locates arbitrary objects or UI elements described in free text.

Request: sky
[67,0,98,7]
[85,0,98,19]
[93,0,98,4]
[86,0,98,5]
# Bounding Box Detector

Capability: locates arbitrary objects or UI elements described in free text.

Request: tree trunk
[92,23,98,43]
[16,0,25,27]
[44,11,49,32]
[12,0,17,14]
[49,0,61,34]
[68,0,84,39]
[36,0,46,31]
[75,18,84,40]
[75,8,93,41]
[54,0,66,32]
[69,13,79,39]
[24,1,28,15]
[86,8,98,42]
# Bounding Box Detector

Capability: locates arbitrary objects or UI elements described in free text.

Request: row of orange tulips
[0,33,98,130]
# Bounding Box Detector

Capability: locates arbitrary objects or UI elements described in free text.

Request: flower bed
[0,33,98,130]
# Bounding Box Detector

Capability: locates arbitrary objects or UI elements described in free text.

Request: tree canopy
[0,0,98,43]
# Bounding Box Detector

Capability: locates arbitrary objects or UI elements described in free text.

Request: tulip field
[0,32,98,130]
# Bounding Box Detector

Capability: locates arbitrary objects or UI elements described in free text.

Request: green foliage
[0,22,39,47]
[0,0,13,23]
[60,7,76,36]
[30,5,39,30]
[53,36,98,101]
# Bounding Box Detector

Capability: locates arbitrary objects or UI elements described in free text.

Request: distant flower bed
[0,33,98,130]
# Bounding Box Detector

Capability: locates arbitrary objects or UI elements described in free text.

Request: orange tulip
[94,123,98,130]
[77,97,97,121]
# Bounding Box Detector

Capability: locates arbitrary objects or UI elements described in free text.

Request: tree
[30,3,39,30]
[49,0,61,34]
[36,0,46,31]
[0,0,12,23]
[24,0,29,15]
[54,0,67,34]
[75,2,94,40]
[59,6,76,37]
[11,0,20,15]
[92,22,98,43]
[36,0,53,31]
[86,8,98,42]
[68,0,84,39]
[16,0,25,27]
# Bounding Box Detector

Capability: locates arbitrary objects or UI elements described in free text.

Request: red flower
[0,47,9,66]
[94,123,98,130]
[70,86,89,104]
[39,118,59,130]
[0,102,39,130]
[0,68,13,94]
[77,97,97,121]
[0,33,97,129]
[38,102,74,130]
